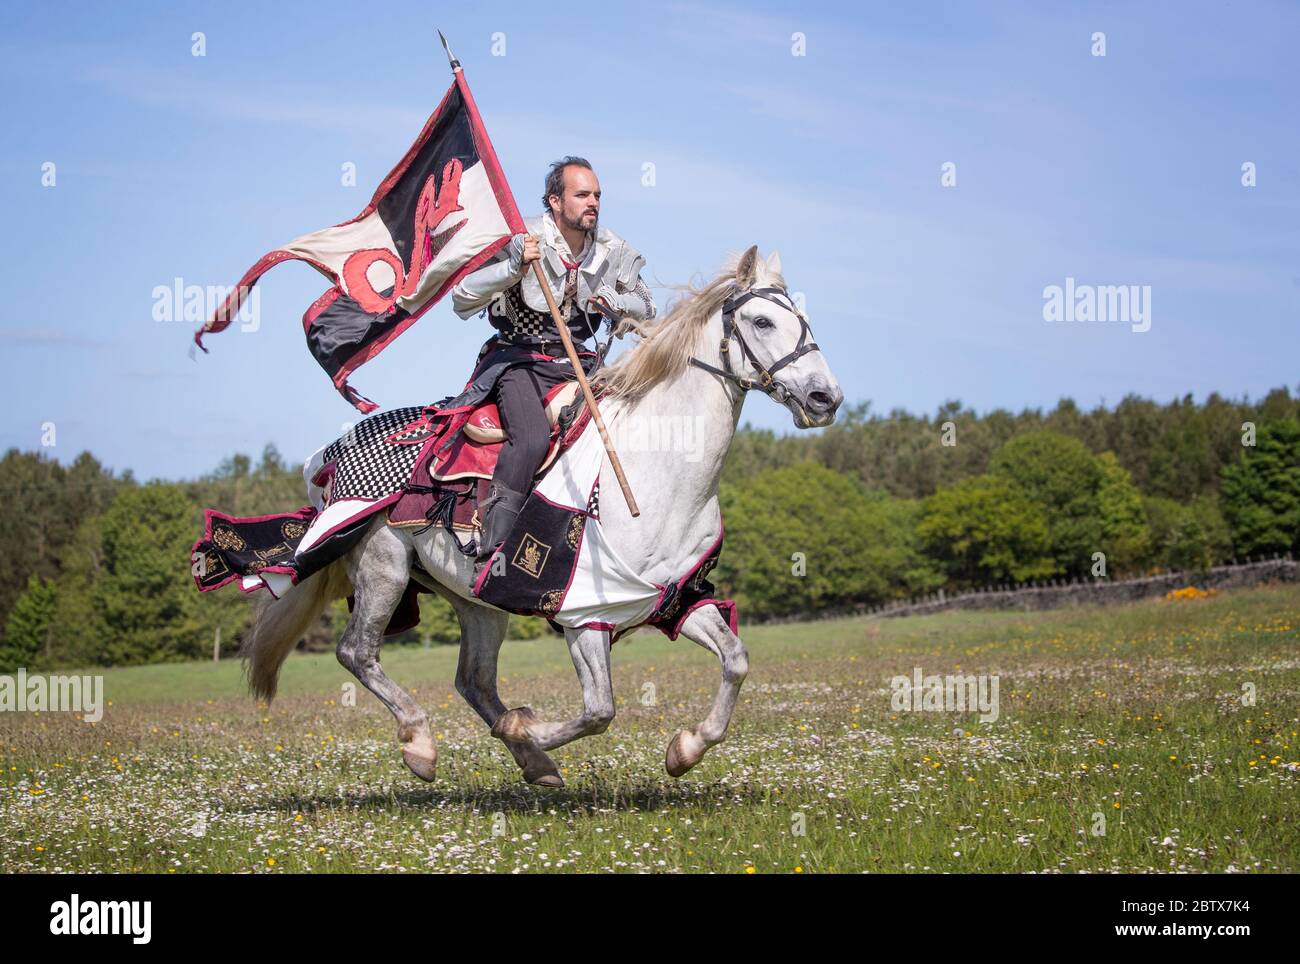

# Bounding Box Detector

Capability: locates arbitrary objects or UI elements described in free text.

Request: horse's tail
[240,560,352,703]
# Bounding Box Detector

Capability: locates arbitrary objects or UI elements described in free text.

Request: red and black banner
[195,69,525,411]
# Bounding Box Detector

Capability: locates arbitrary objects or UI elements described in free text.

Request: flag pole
[439,32,641,518]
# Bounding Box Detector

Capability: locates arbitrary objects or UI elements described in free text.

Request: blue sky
[1,1,1297,481]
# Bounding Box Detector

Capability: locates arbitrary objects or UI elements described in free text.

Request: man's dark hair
[543,156,593,210]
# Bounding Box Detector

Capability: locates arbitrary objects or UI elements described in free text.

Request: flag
[194,66,525,412]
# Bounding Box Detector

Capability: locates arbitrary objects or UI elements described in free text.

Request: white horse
[240,245,842,786]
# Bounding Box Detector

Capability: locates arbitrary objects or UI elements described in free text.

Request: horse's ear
[766,250,783,277]
[736,245,760,288]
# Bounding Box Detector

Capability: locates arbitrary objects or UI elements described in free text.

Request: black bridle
[688,285,821,407]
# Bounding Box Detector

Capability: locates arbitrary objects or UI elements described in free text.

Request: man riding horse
[451,156,657,571]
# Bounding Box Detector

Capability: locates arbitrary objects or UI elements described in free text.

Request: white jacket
[452,213,655,323]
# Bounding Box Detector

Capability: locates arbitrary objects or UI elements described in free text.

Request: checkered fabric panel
[322,406,426,501]
[489,284,552,339]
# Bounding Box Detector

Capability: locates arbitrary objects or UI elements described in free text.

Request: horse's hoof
[665,729,705,778]
[525,770,565,788]
[522,751,564,788]
[401,735,438,782]
[492,706,539,744]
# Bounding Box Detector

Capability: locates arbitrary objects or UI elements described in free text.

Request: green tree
[1096,452,1151,575]
[95,483,206,665]
[45,516,109,668]
[716,463,903,619]
[1221,419,1300,557]
[0,575,57,671]
[918,474,1057,586]
[1144,495,1232,575]
[990,431,1103,576]
[854,491,945,601]
[0,449,120,641]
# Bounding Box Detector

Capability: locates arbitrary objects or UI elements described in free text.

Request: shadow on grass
[244,777,770,816]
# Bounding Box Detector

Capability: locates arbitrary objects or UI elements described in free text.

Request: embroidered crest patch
[512,533,551,578]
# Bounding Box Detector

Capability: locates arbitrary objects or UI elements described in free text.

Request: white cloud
[80,62,428,135]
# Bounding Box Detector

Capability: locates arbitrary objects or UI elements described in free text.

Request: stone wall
[752,555,1299,625]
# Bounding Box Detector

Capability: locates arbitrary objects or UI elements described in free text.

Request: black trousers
[492,360,576,493]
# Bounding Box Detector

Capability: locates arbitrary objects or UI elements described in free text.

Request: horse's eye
[752,316,773,330]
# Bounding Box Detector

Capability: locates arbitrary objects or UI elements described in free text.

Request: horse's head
[707,245,843,428]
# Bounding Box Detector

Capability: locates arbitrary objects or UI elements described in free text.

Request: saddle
[462,381,580,445]
[387,380,596,544]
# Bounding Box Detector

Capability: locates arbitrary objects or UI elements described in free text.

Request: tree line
[2,385,1297,669]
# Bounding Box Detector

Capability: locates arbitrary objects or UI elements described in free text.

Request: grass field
[3,583,1298,873]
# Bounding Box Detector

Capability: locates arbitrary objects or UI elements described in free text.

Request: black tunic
[486,276,604,350]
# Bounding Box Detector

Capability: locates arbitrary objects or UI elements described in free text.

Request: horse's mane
[592,253,785,402]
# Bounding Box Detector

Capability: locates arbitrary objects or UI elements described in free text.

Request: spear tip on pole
[437,30,462,72]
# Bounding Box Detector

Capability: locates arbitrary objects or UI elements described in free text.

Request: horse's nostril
[808,390,834,412]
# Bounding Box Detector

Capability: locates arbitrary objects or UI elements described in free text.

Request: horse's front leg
[435,589,563,787]
[493,626,615,753]
[665,606,748,777]
[338,524,438,781]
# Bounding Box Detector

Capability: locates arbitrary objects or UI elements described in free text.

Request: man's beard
[560,208,597,232]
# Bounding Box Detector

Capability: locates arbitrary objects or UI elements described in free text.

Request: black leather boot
[474,481,527,575]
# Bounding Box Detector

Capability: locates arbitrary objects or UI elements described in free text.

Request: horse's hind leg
[665,606,748,777]
[435,588,564,788]
[338,522,438,781]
